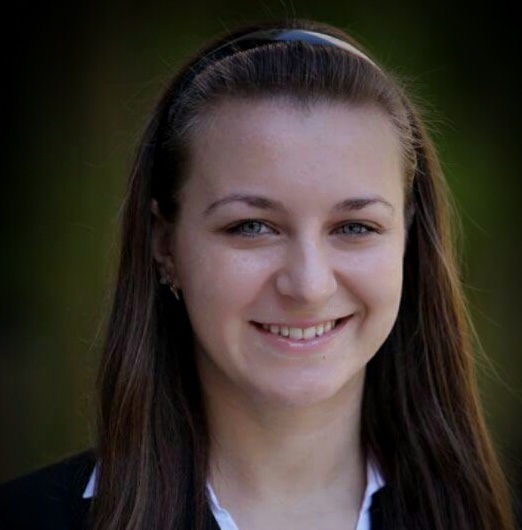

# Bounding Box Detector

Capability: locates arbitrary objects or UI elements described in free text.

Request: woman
[0,19,516,530]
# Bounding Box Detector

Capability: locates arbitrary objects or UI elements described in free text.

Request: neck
[204,371,367,511]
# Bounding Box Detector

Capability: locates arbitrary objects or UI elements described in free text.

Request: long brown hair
[91,19,515,530]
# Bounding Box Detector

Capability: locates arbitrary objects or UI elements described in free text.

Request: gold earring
[170,282,181,301]
[160,275,181,301]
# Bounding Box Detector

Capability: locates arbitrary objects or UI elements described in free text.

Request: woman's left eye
[333,223,374,236]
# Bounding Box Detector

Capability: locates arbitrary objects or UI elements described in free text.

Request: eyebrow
[333,197,395,213]
[203,193,395,216]
[204,194,285,215]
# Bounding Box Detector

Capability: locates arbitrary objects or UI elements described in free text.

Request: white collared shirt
[83,460,385,530]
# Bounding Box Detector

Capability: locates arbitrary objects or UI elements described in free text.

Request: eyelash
[225,220,275,237]
[332,223,375,236]
[224,219,377,238]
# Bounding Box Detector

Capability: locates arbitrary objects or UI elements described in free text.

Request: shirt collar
[206,459,385,530]
[358,458,386,515]
[84,457,386,504]
[83,465,96,498]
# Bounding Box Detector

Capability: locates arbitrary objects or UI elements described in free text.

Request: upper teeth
[261,320,337,340]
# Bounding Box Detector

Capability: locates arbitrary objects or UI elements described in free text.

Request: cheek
[174,235,276,325]
[340,241,404,313]
[338,245,403,360]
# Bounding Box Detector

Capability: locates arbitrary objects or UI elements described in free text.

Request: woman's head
[93,19,514,530]
[147,21,421,412]
[147,21,422,406]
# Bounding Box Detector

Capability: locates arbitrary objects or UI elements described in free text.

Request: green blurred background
[1,0,520,497]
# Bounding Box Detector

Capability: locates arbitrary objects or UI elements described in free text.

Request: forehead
[181,97,404,211]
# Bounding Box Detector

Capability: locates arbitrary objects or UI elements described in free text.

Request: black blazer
[0,451,388,530]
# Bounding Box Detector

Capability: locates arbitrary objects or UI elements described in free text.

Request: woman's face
[156,98,406,409]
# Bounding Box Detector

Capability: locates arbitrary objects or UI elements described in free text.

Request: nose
[275,238,337,306]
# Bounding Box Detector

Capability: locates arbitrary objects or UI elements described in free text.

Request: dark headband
[178,28,378,95]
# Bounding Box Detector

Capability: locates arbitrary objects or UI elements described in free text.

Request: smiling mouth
[252,317,350,341]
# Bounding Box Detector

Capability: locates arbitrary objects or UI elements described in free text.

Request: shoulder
[0,450,95,530]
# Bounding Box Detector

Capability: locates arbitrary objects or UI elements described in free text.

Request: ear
[151,199,177,280]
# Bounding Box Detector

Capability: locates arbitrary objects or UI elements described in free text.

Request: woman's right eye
[225,220,275,237]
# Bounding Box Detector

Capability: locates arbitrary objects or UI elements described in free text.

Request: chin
[249,371,365,410]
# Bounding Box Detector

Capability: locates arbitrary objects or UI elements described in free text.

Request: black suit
[0,452,388,530]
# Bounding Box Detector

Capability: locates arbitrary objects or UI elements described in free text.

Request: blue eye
[334,223,373,236]
[226,220,274,237]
